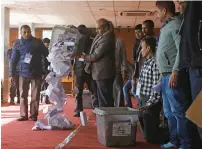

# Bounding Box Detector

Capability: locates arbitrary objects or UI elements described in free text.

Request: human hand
[139,106,148,111]
[80,54,85,59]
[131,79,136,86]
[169,72,178,88]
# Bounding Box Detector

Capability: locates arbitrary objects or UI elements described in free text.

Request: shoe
[10,102,15,105]
[29,116,37,121]
[74,112,80,117]
[160,142,176,148]
[17,117,28,121]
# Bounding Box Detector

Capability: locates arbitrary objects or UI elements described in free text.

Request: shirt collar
[161,17,174,29]
[20,36,33,43]
[145,56,153,63]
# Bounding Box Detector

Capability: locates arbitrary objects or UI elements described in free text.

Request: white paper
[78,58,84,62]
[136,82,141,97]
[80,111,87,126]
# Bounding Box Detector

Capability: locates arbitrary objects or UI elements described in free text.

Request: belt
[161,72,172,76]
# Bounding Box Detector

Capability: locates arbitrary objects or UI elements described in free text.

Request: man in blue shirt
[10,25,48,121]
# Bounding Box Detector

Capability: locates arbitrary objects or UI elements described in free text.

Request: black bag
[142,102,169,144]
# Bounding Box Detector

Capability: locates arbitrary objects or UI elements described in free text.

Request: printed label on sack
[112,122,131,136]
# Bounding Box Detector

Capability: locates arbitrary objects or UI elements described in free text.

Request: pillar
[0,5,10,103]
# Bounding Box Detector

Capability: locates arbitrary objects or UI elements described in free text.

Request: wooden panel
[9,28,18,48]
[35,29,42,39]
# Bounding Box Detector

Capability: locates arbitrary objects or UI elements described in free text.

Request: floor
[1,97,160,149]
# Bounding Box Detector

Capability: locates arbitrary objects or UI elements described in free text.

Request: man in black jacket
[73,25,98,117]
[180,1,202,140]
[10,25,48,121]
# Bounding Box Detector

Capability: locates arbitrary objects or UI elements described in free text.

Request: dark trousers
[40,75,50,104]
[138,95,161,140]
[19,76,42,118]
[113,73,124,107]
[10,75,20,103]
[95,77,114,107]
[74,72,98,113]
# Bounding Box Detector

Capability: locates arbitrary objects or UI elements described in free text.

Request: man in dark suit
[82,18,116,107]
[73,25,98,117]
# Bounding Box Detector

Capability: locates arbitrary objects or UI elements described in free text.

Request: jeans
[162,74,192,148]
[123,80,136,108]
[189,68,202,139]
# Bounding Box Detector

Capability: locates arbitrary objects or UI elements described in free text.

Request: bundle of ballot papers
[32,26,82,131]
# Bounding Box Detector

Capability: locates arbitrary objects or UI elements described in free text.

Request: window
[42,30,52,39]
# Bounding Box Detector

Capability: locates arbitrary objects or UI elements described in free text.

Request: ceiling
[3,0,180,28]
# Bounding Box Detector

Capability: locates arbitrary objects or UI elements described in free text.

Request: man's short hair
[78,24,86,28]
[97,18,109,29]
[143,20,154,29]
[156,1,176,15]
[134,24,142,30]
[20,25,31,30]
[142,36,157,54]
[43,38,50,43]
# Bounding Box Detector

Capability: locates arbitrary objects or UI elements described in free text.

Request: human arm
[170,22,182,88]
[84,38,110,62]
[146,62,161,106]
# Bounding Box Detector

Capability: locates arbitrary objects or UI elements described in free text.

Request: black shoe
[10,102,15,105]
[74,112,80,117]
[29,116,37,121]
[17,117,28,121]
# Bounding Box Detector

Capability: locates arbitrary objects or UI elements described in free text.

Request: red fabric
[1,98,91,149]
[2,97,160,149]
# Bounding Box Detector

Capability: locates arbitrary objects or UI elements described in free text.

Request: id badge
[24,53,32,64]
[136,82,141,96]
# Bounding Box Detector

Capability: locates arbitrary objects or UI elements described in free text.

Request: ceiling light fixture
[99,8,106,11]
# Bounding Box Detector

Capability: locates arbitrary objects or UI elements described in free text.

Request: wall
[10,28,160,62]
